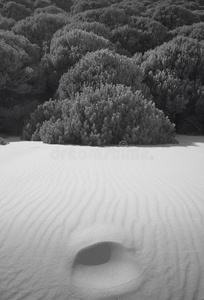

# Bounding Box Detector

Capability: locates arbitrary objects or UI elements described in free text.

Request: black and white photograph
[0,0,204,299]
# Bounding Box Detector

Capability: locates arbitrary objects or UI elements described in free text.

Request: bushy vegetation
[70,0,113,14]
[0,137,8,145]
[12,12,69,51]
[170,22,204,41]
[34,5,65,15]
[140,36,204,132]
[25,84,175,145]
[54,21,111,40]
[1,1,32,21]
[56,49,147,100]
[50,29,113,74]
[1,0,204,141]
[0,30,44,94]
[111,17,169,55]
[0,14,16,30]
[22,98,62,140]
[150,4,200,30]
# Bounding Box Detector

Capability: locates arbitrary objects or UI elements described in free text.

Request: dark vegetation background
[0,0,204,144]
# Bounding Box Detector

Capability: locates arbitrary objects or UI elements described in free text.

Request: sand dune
[0,135,204,300]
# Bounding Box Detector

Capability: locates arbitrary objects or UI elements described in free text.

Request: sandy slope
[0,135,204,300]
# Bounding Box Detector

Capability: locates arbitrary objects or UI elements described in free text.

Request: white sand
[0,135,204,300]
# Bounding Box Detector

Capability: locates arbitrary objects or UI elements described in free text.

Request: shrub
[56,49,148,100]
[34,4,65,15]
[50,29,113,73]
[0,30,45,95]
[0,14,16,30]
[70,8,101,24]
[108,1,147,18]
[131,17,169,51]
[51,0,73,12]
[39,116,64,143]
[55,21,111,40]
[34,0,72,12]
[39,83,176,145]
[111,17,169,55]
[71,6,128,28]
[8,0,33,9]
[0,137,9,145]
[70,0,111,14]
[170,22,204,41]
[12,12,69,51]
[1,1,32,21]
[141,36,204,122]
[98,7,128,28]
[152,4,200,30]
[141,68,191,119]
[34,0,52,9]
[22,99,62,140]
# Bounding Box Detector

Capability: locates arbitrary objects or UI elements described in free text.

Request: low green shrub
[39,83,176,145]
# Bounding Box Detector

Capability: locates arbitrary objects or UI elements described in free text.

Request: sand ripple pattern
[0,137,204,299]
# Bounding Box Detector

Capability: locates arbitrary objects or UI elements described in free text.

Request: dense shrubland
[12,12,69,51]
[111,17,170,55]
[149,4,201,30]
[50,29,114,74]
[53,21,112,40]
[1,0,204,143]
[140,36,204,132]
[23,84,175,145]
[0,30,44,93]
[56,49,147,100]
[170,22,204,41]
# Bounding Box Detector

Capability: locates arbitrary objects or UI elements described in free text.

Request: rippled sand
[0,135,204,300]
